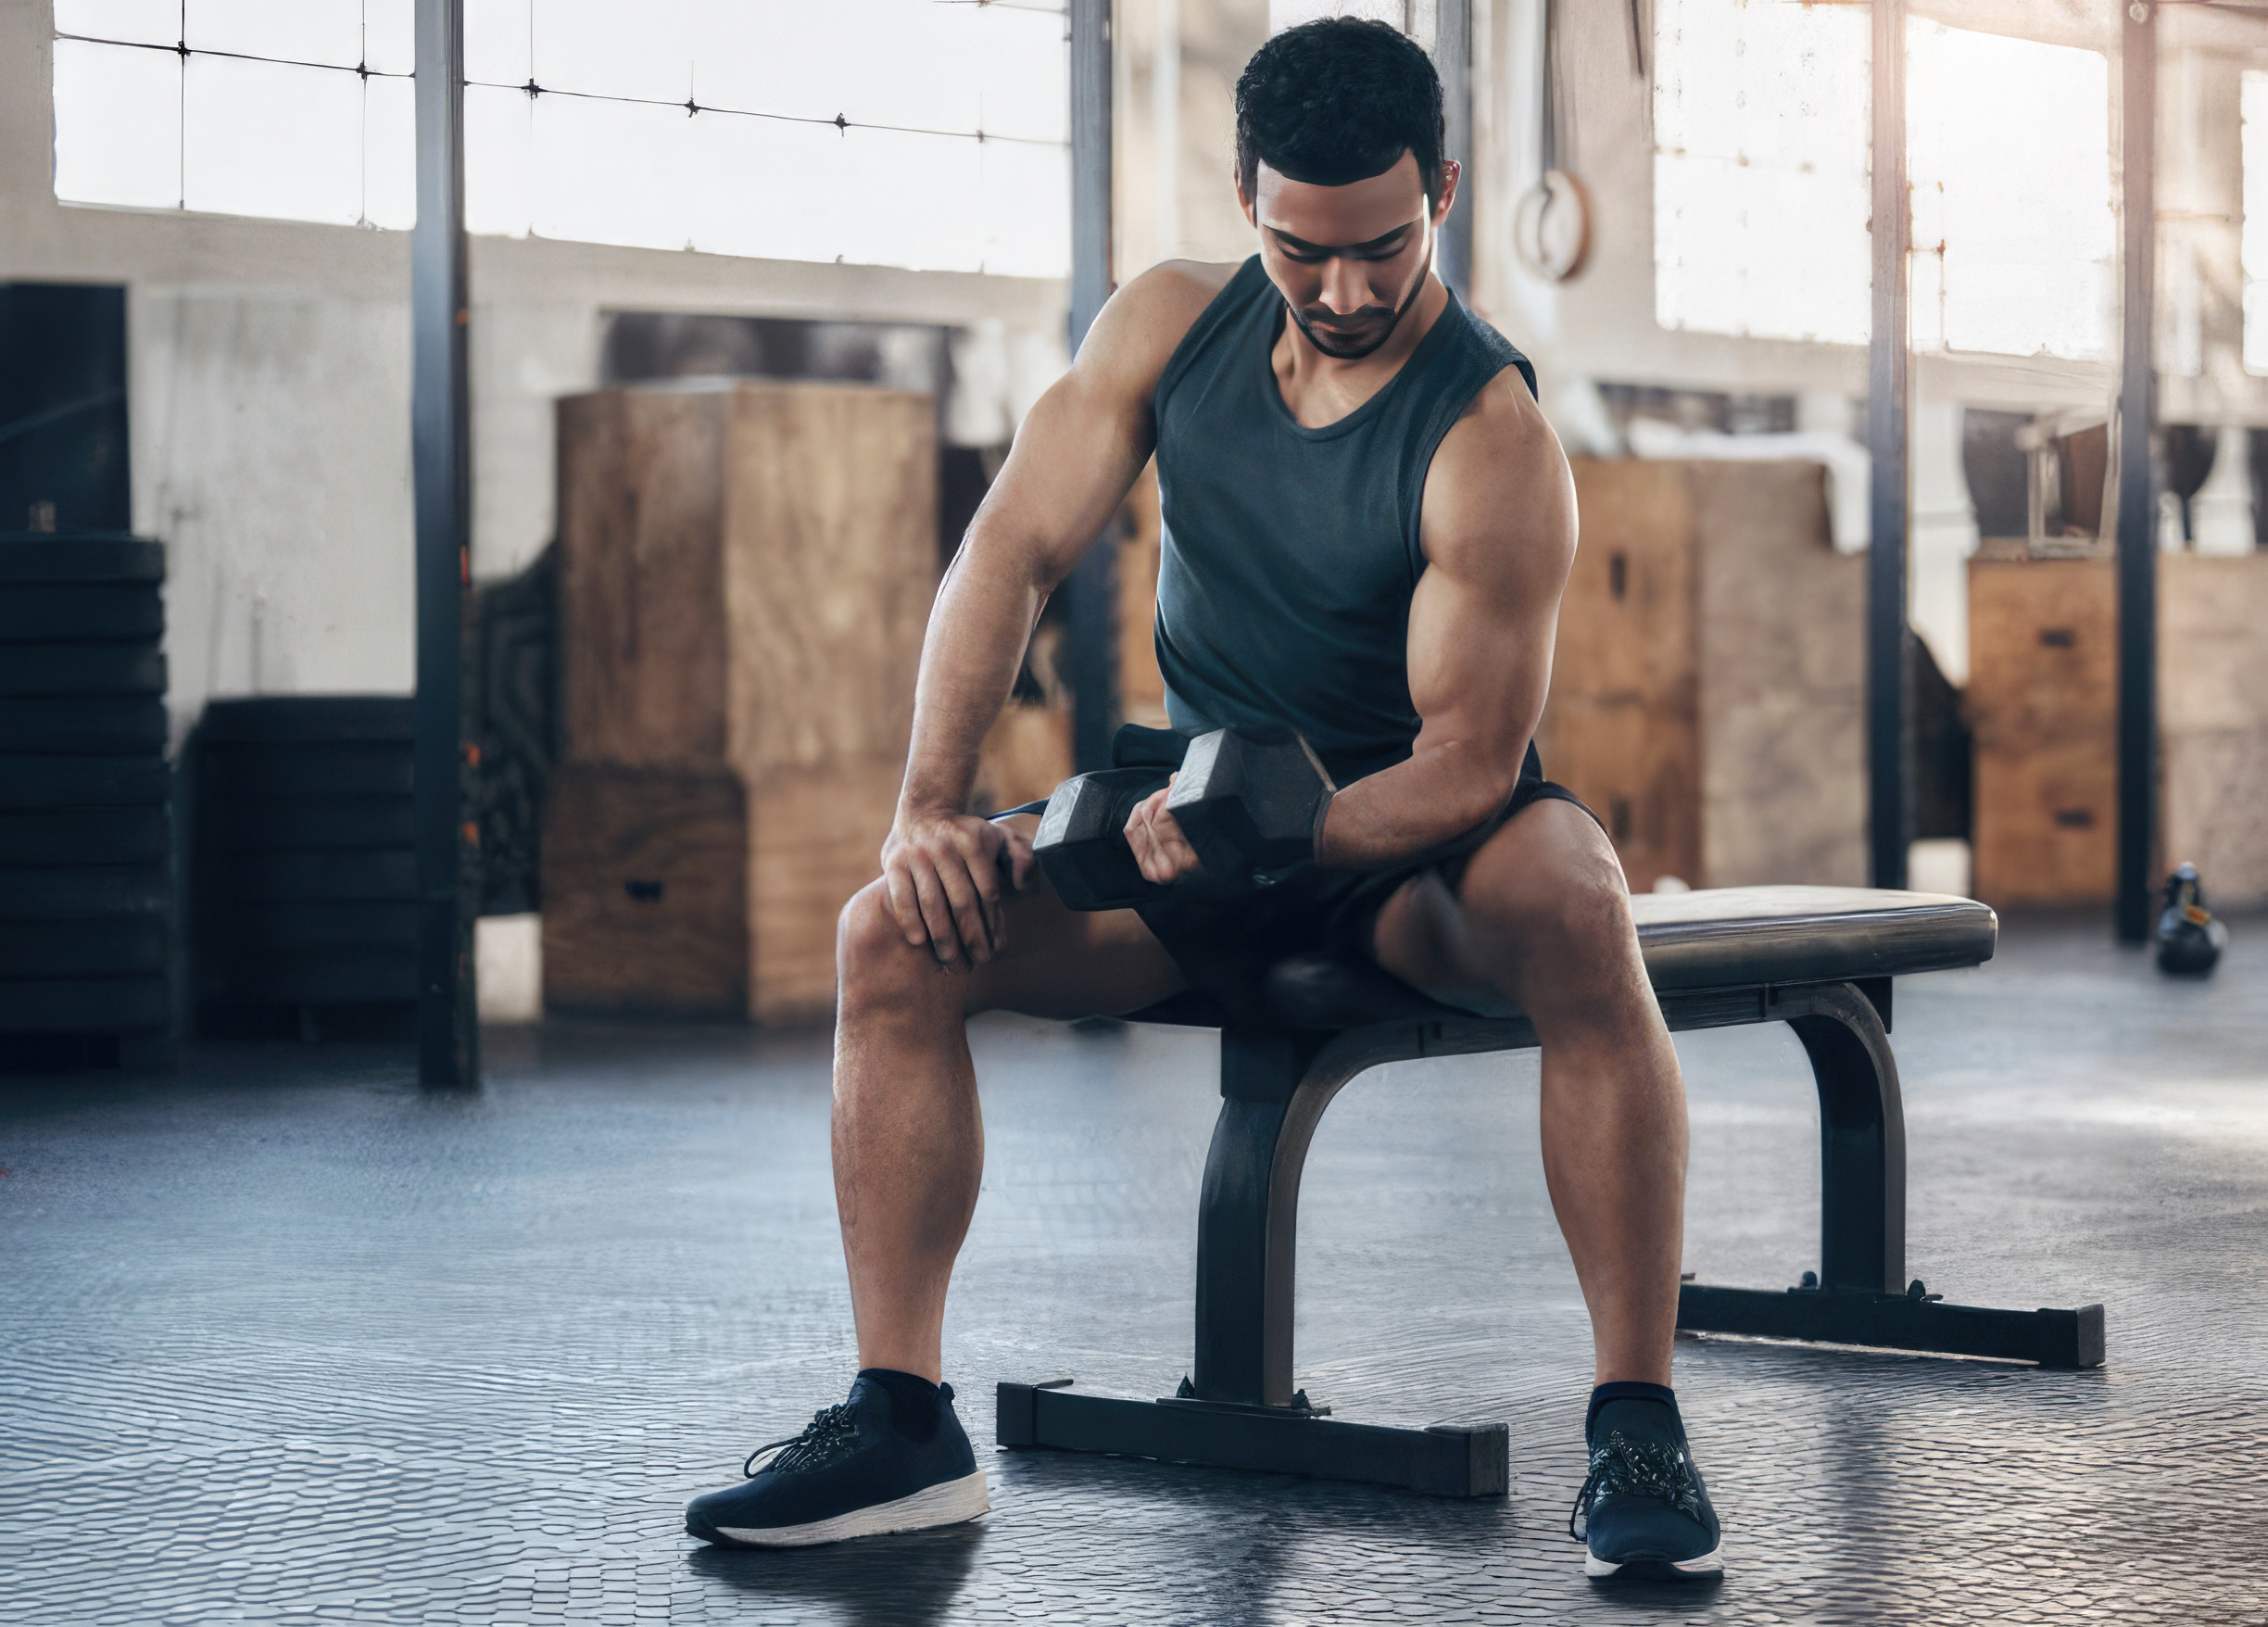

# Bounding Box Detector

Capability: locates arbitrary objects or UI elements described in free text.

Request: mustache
[1297,306,1396,329]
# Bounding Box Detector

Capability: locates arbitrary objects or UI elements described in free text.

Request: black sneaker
[685,1372,989,1548]
[1569,1393,1722,1580]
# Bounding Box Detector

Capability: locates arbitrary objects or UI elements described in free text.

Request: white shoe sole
[713,1469,989,1547]
[1586,1542,1722,1579]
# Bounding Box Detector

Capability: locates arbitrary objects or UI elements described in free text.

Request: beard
[1284,251,1430,359]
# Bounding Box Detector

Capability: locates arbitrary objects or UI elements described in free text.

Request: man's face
[1242,150,1455,359]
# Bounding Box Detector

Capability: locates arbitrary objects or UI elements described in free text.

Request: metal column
[1065,0,1118,774]
[2115,6,2159,942]
[1865,0,1910,891]
[412,0,477,1086]
[1433,0,1472,296]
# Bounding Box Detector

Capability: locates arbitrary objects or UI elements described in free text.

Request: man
[687,19,1720,1580]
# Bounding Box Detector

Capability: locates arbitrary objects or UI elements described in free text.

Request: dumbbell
[1032,727,1335,912]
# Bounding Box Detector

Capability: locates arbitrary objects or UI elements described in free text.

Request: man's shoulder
[1421,339,1574,570]
[1079,259,1248,391]
[1438,350,1558,473]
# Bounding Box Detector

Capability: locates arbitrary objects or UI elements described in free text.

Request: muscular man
[687,19,1721,1580]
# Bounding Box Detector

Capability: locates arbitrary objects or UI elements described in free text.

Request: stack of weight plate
[0,533,173,1066]
[192,696,417,1039]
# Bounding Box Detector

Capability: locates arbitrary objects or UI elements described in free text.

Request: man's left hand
[1125,777,1204,885]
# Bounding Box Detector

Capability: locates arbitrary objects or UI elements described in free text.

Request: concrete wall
[0,4,1066,748]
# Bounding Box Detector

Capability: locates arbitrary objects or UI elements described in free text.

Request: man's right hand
[880,811,1033,970]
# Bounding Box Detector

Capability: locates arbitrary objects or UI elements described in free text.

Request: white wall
[0,3,1067,748]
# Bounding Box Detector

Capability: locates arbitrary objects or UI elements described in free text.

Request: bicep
[1405,408,1577,762]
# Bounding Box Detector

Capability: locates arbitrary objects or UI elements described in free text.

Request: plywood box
[542,762,748,1018]
[547,381,937,1022]
[2161,552,2268,906]
[1967,555,2115,905]
[1538,459,1863,891]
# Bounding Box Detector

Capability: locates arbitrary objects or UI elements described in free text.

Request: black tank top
[1150,256,1538,786]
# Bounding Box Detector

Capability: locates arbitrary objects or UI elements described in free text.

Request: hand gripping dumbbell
[1031,727,1335,912]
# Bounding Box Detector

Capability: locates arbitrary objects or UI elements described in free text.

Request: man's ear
[1234,162,1255,227]
[1432,158,1461,228]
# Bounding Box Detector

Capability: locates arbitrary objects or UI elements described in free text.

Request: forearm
[897,536,1057,820]
[1315,735,1529,869]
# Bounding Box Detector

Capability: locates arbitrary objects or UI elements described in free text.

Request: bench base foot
[995,1380,1508,1497]
[1678,1283,2105,1368]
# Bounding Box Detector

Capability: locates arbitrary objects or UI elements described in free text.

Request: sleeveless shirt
[1150,255,1538,787]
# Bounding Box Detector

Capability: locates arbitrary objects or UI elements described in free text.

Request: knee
[837,882,932,1015]
[1463,853,1631,970]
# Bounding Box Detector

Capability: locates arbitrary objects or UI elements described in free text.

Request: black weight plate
[0,697,168,754]
[0,584,163,642]
[200,952,416,1004]
[0,537,163,585]
[0,865,169,920]
[200,849,416,902]
[0,644,166,697]
[0,915,167,977]
[198,900,417,952]
[0,976,166,1033]
[195,742,414,800]
[195,796,414,852]
[199,696,413,744]
[0,757,169,809]
[0,805,167,864]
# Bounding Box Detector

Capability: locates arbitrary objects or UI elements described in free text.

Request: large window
[1653,3,2115,360]
[50,1,1071,277]
[2244,69,2268,374]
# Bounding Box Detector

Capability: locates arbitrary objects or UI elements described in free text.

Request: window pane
[183,55,363,224]
[465,81,535,235]
[466,0,532,85]
[687,112,854,264]
[364,71,417,229]
[52,37,183,209]
[975,6,1067,144]
[843,126,984,272]
[979,136,1070,278]
[2244,72,2268,374]
[1907,21,2111,361]
[530,91,691,251]
[533,0,690,101]
[364,0,415,76]
[54,1,182,47]
[185,0,363,69]
[1650,0,1871,346]
[694,0,977,134]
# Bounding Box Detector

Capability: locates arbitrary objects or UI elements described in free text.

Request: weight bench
[997,884,2106,1497]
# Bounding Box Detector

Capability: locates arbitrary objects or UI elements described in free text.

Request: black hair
[1235,18,1445,208]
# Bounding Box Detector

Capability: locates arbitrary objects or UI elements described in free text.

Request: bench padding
[1241,885,1996,1031]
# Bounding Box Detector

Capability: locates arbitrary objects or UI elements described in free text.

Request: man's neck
[1272,272,1452,428]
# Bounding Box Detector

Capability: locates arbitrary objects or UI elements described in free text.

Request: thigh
[961,816,1187,1021]
[1369,797,1634,1014]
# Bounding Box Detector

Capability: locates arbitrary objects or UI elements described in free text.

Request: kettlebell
[2155,863,2229,977]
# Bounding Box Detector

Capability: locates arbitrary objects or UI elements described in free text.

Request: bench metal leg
[1677,979,2105,1368]
[1000,1024,1510,1496]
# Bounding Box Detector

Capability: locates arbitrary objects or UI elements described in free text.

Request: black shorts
[1002,726,1596,1020]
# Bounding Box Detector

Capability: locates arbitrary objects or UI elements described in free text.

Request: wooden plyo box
[2161,552,2268,907]
[544,381,936,1023]
[1967,554,2116,906]
[1539,459,1865,892]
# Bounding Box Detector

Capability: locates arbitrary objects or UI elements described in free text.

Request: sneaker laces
[1567,1429,1707,1542]
[743,1404,863,1480]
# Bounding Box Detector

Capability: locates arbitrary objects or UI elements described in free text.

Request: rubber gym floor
[4,914,2263,1626]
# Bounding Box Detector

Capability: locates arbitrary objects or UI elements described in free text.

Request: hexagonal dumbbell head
[1166,728,1335,878]
[1033,767,1173,912]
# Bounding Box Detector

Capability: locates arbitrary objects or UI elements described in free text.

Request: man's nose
[1317,254,1369,315]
